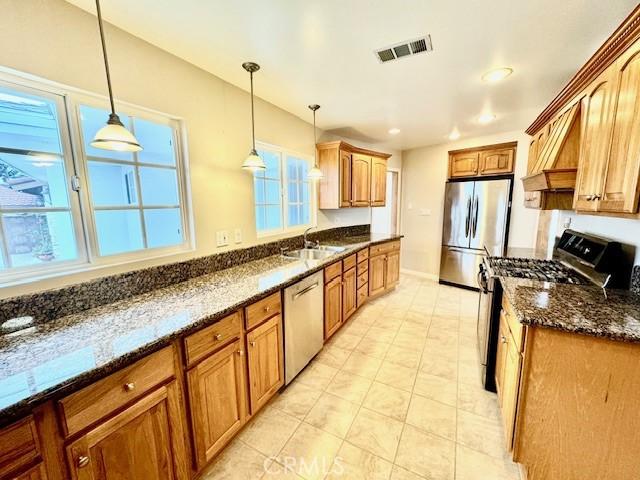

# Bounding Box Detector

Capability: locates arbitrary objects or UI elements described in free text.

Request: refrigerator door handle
[465,197,472,238]
[472,195,479,238]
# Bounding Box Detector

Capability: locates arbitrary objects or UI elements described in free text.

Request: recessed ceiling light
[478,113,496,125]
[448,128,461,141]
[388,128,401,135]
[482,67,513,83]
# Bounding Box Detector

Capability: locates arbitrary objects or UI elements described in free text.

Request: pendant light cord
[313,109,318,167]
[250,71,256,151]
[95,0,116,116]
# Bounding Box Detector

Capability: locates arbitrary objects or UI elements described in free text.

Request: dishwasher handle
[293,282,319,300]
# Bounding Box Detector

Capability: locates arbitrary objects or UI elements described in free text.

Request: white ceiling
[66,0,636,150]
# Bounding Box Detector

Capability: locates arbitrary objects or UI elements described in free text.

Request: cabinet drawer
[357,284,368,308]
[357,248,369,263]
[343,254,357,271]
[0,416,40,478]
[369,240,400,257]
[245,292,281,331]
[357,259,368,274]
[184,311,242,367]
[502,296,525,352]
[58,346,175,437]
[324,262,343,283]
[357,270,368,289]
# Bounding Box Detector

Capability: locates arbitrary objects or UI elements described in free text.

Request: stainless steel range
[476,229,630,392]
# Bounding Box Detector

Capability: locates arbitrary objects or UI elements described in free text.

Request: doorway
[371,169,401,235]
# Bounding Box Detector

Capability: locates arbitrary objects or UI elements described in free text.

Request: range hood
[522,101,581,192]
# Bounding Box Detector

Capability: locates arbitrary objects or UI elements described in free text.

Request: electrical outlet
[216,230,229,247]
[234,228,242,244]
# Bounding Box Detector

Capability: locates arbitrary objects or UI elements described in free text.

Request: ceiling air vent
[375,35,433,64]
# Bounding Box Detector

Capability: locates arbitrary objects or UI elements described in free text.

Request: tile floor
[202,274,521,480]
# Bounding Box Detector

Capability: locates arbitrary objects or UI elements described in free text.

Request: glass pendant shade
[91,114,142,152]
[242,148,266,171]
[308,165,323,180]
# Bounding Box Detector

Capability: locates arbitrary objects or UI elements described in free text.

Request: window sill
[256,224,317,241]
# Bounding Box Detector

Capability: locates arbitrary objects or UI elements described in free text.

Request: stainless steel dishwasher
[284,271,324,385]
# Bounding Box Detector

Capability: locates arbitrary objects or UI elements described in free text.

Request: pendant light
[242,62,266,172]
[90,0,142,152]
[307,104,323,180]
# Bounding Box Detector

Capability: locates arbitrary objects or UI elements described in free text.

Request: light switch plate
[234,228,242,244]
[216,230,229,247]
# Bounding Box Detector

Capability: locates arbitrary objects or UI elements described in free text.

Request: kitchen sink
[282,245,346,260]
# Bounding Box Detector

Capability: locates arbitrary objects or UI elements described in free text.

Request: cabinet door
[574,74,616,211]
[66,384,188,480]
[479,148,514,176]
[494,310,509,401]
[385,251,400,289]
[351,154,371,206]
[339,150,352,207]
[600,46,640,213]
[246,315,284,415]
[324,275,343,340]
[187,340,246,468]
[368,254,386,297]
[370,157,387,206]
[342,268,357,321]
[449,152,479,178]
[501,332,522,451]
[526,127,549,175]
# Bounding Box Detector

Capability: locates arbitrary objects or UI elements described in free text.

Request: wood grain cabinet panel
[187,340,246,468]
[342,267,357,322]
[324,275,343,340]
[245,292,281,331]
[356,285,368,308]
[339,150,352,207]
[184,311,242,367]
[368,254,386,297]
[370,156,387,206]
[12,464,47,480]
[0,416,41,479]
[65,383,188,480]
[449,152,479,178]
[246,315,284,415]
[479,148,514,175]
[351,154,371,206]
[385,251,400,290]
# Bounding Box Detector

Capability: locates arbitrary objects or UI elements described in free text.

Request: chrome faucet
[303,227,319,249]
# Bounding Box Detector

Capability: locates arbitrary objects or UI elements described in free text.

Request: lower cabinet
[342,266,357,321]
[368,254,387,297]
[324,265,343,340]
[65,382,188,480]
[187,340,246,468]
[385,251,400,289]
[12,464,47,480]
[246,315,284,415]
[369,241,401,297]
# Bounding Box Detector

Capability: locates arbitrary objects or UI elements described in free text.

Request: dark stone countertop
[0,233,402,427]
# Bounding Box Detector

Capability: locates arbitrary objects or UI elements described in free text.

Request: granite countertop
[499,276,640,343]
[0,233,401,426]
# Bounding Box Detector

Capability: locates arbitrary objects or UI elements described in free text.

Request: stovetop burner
[488,257,587,285]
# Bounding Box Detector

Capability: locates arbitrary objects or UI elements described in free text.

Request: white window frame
[254,141,316,239]
[0,67,194,286]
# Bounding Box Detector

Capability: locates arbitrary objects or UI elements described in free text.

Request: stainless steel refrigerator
[439,178,512,289]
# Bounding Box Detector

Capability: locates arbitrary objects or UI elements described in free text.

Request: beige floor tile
[363,381,411,421]
[457,359,483,387]
[355,337,392,359]
[392,332,426,352]
[457,382,500,420]
[455,445,520,480]
[304,392,360,438]
[372,315,404,330]
[406,394,457,441]
[330,332,364,350]
[397,323,429,339]
[263,460,305,479]
[277,423,343,480]
[326,442,393,480]
[345,408,403,461]
[315,345,352,370]
[404,310,431,326]
[201,439,267,480]
[457,409,506,459]
[375,361,417,392]
[390,465,425,480]
[272,381,323,419]
[384,345,422,369]
[341,351,383,379]
[296,362,339,390]
[326,370,373,404]
[384,306,409,319]
[419,354,458,382]
[413,371,457,407]
[238,406,300,457]
[365,325,399,343]
[395,425,455,480]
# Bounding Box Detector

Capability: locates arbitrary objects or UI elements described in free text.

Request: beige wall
[0,0,374,296]
[400,130,539,277]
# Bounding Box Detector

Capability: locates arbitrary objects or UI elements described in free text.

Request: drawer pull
[501,335,507,344]
[264,306,271,312]
[214,333,223,341]
[77,455,90,468]
[123,382,136,392]
[249,341,256,347]
[237,350,244,356]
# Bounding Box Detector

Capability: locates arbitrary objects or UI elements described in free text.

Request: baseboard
[400,268,438,281]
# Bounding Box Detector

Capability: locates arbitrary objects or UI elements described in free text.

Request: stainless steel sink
[282,245,346,260]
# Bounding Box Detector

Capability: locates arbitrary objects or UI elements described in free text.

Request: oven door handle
[477,269,489,294]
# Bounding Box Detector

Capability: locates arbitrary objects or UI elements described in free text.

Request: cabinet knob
[264,306,271,312]
[501,335,507,344]
[586,195,594,201]
[237,350,244,356]
[77,455,90,468]
[214,333,222,341]
[123,382,135,392]
[249,341,256,347]
[594,194,601,200]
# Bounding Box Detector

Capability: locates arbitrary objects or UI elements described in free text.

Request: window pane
[265,179,280,205]
[302,182,310,203]
[288,181,298,202]
[255,205,266,232]
[302,203,310,224]
[133,118,176,166]
[0,86,62,154]
[95,209,143,255]
[88,161,138,207]
[254,178,265,203]
[287,159,298,181]
[79,105,133,161]
[259,150,280,179]
[288,205,300,226]
[144,208,182,248]
[2,211,77,268]
[139,167,179,205]
[265,205,282,230]
[0,152,69,208]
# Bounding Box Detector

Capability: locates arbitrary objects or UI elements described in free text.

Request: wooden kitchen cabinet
[449,151,479,178]
[187,340,246,468]
[246,315,284,415]
[342,265,357,321]
[479,148,514,176]
[0,416,44,480]
[11,464,47,480]
[324,272,343,340]
[65,382,189,480]
[385,251,400,289]
[351,154,371,206]
[368,241,401,298]
[370,156,388,206]
[368,254,386,297]
[448,143,516,180]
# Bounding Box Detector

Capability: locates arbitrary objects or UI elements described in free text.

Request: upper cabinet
[448,143,516,180]
[524,8,640,216]
[317,141,391,209]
